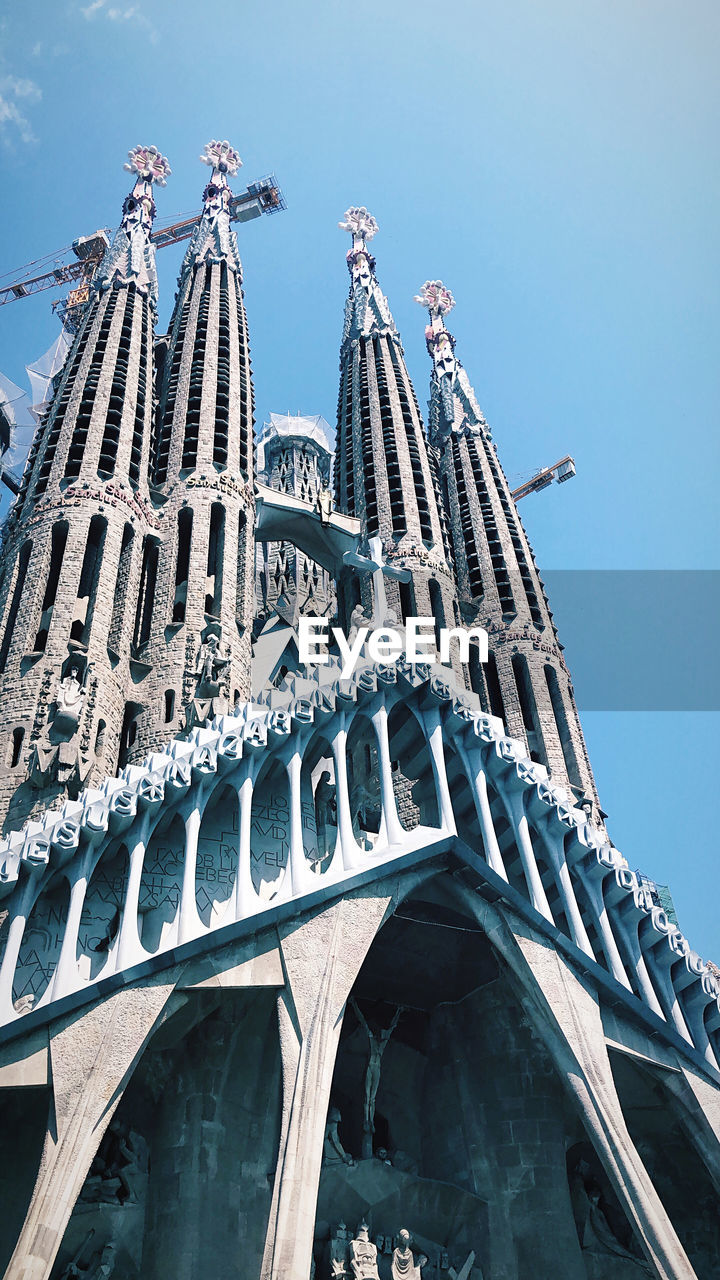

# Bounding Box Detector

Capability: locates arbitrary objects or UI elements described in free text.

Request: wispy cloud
[79,0,158,41]
[0,73,41,145]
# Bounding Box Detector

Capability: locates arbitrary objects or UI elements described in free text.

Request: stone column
[5,977,181,1280]
[452,883,699,1280]
[260,868,434,1280]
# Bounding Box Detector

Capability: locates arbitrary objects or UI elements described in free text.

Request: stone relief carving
[323,1105,354,1167]
[569,1158,651,1272]
[351,998,404,1157]
[195,631,230,692]
[59,1232,117,1280]
[391,1229,427,1279]
[314,770,337,862]
[349,1222,379,1279]
[79,1120,148,1207]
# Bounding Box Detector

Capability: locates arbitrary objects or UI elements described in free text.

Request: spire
[180,139,244,277]
[95,144,171,311]
[338,207,396,342]
[417,283,601,808]
[414,280,489,442]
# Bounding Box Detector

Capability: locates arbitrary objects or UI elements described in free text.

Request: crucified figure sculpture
[351,998,404,1156]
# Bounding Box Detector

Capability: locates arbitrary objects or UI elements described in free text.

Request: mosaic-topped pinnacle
[338,207,379,242]
[200,139,242,177]
[123,144,172,186]
[414,280,455,317]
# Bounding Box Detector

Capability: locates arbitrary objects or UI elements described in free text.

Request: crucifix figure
[351,997,404,1157]
[343,535,411,627]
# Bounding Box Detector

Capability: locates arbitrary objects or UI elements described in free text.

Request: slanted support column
[452,882,699,1280]
[423,707,454,834]
[5,979,181,1280]
[234,765,257,917]
[459,741,508,880]
[261,869,434,1280]
[331,720,364,870]
[116,813,153,971]
[371,702,404,846]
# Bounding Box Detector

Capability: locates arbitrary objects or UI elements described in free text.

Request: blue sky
[0,0,718,955]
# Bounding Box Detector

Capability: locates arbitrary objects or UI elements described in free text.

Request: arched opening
[399,576,416,626]
[172,507,193,624]
[196,783,238,927]
[70,515,107,646]
[544,664,583,789]
[94,719,107,758]
[250,757,289,900]
[6,727,24,770]
[387,701,439,831]
[428,577,445,650]
[0,540,32,673]
[511,653,547,766]
[316,880,585,1278]
[119,702,141,767]
[300,731,338,873]
[77,844,129,980]
[34,520,68,653]
[139,812,184,954]
[443,741,484,854]
[13,877,69,1008]
[346,712,382,849]
[205,503,225,618]
[133,536,159,651]
[164,690,175,724]
[108,522,135,657]
[468,640,489,709]
[484,651,506,725]
[608,1050,720,1273]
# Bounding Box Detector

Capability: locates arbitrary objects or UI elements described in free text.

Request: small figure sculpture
[314,769,337,860]
[196,632,230,691]
[391,1229,427,1279]
[348,603,370,645]
[55,661,86,729]
[330,1221,350,1277]
[351,999,404,1157]
[350,1222,380,1280]
[570,1159,651,1271]
[316,486,333,525]
[323,1105,354,1166]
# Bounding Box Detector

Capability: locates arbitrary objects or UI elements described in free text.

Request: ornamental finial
[338,207,379,241]
[123,145,172,186]
[414,280,455,317]
[200,139,242,176]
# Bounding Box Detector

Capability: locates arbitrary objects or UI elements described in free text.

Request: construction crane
[0,174,286,330]
[511,455,576,502]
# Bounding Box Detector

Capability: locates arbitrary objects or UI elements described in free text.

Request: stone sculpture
[349,1222,380,1280]
[196,632,230,691]
[54,661,86,731]
[323,1105,354,1166]
[351,998,404,1155]
[314,770,337,860]
[391,1229,427,1279]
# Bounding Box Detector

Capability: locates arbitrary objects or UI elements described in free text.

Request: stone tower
[417,280,599,809]
[255,413,334,623]
[0,145,171,830]
[335,209,457,645]
[135,139,256,753]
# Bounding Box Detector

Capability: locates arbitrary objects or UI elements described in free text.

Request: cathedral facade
[0,145,717,1280]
